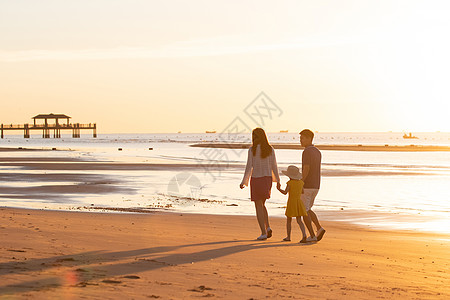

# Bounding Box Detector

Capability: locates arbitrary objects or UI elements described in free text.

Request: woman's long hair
[251,128,273,158]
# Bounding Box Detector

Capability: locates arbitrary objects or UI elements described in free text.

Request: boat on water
[279,130,288,133]
[403,132,418,139]
[205,130,216,133]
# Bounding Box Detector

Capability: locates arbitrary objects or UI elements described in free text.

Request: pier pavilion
[1,113,97,138]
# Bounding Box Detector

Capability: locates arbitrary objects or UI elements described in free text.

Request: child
[277,165,310,243]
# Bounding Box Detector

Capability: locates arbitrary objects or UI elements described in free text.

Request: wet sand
[0,160,429,205]
[0,207,449,299]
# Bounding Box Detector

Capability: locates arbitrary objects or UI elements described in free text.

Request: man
[299,129,326,242]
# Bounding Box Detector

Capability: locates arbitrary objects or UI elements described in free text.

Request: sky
[1,0,449,133]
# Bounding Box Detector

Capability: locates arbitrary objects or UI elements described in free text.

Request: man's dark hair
[300,129,314,139]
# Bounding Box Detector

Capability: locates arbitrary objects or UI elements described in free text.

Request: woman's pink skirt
[250,176,273,201]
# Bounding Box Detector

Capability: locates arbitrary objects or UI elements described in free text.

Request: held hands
[276,182,283,193]
[277,182,288,195]
[239,183,245,189]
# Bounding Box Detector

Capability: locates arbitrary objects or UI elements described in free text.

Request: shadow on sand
[0,239,314,295]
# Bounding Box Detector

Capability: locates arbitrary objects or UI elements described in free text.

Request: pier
[1,114,97,139]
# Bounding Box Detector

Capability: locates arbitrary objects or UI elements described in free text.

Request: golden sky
[1,1,449,133]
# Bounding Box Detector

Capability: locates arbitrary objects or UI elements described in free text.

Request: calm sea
[1,132,449,234]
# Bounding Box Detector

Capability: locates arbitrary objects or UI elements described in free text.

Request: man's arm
[301,164,310,182]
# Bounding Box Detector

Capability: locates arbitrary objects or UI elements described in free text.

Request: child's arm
[277,184,290,195]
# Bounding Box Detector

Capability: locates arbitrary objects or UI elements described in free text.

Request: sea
[1,132,449,235]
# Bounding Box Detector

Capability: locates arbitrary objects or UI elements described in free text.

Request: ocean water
[1,132,449,234]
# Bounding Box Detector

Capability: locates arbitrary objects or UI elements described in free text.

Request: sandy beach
[1,207,449,299]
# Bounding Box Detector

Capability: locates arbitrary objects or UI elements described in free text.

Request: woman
[240,128,281,240]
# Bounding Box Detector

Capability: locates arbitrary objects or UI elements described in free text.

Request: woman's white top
[241,145,280,186]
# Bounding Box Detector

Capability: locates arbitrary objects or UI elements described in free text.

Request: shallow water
[1,132,449,234]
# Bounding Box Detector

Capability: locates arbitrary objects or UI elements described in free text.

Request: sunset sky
[1,0,449,133]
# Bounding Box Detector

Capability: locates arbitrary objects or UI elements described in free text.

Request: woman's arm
[240,148,253,188]
[271,148,281,187]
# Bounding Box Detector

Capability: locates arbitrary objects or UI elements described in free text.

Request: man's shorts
[301,189,319,211]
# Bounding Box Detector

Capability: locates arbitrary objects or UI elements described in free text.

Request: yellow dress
[285,179,307,217]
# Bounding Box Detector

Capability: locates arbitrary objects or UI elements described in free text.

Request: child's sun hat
[282,165,302,180]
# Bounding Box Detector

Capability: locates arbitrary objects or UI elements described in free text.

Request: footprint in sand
[155,281,172,286]
[102,279,122,284]
[75,268,89,273]
[56,258,76,262]
[189,285,213,293]
[123,275,140,279]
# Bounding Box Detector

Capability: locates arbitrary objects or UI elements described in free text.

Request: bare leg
[296,217,307,238]
[302,214,316,237]
[254,200,267,235]
[307,209,322,231]
[285,217,292,240]
[262,200,270,231]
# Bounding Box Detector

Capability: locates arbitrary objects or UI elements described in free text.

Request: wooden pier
[1,114,97,139]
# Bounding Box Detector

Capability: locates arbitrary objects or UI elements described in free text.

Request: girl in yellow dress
[277,165,308,243]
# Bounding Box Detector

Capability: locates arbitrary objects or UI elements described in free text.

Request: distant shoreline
[190,143,450,152]
[2,143,450,152]
[0,147,44,152]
